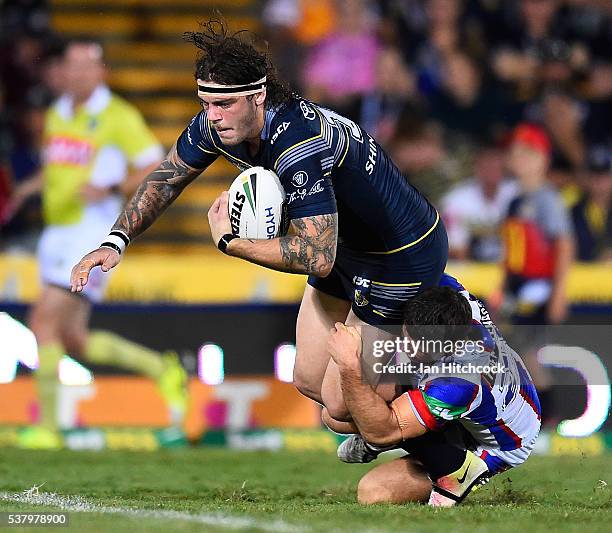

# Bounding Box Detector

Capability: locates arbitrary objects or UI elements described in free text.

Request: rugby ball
[227,166,287,239]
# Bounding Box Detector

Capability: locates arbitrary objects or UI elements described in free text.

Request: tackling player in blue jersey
[328,280,541,506]
[70,21,448,418]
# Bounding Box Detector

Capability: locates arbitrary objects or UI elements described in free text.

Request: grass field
[0,448,610,533]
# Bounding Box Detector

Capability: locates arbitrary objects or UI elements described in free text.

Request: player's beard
[239,101,260,142]
[231,100,260,146]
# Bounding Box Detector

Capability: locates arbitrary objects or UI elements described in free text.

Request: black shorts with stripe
[307,220,448,325]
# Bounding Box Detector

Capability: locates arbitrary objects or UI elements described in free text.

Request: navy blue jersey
[176,98,439,253]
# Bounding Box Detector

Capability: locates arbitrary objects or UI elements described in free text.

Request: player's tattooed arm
[111,143,203,240]
[225,213,338,277]
[278,214,338,276]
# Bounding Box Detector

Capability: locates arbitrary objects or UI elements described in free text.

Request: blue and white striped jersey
[400,274,542,472]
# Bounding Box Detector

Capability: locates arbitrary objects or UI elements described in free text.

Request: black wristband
[217,233,238,254]
[100,242,122,255]
[100,230,130,255]
[109,230,130,247]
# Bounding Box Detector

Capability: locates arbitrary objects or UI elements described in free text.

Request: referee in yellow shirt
[10,38,188,449]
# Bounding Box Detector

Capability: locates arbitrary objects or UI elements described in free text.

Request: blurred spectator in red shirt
[499,123,574,326]
[494,123,575,427]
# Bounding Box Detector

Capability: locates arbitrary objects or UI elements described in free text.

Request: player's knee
[292,366,322,403]
[28,307,59,343]
[323,396,351,422]
[357,476,393,505]
[321,407,345,432]
[321,381,351,421]
[293,377,322,403]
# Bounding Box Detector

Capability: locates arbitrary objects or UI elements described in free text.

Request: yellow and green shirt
[43,85,162,225]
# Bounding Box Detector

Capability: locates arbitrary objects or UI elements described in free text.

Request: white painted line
[0,487,307,532]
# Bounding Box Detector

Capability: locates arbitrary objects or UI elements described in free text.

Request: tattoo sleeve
[111,143,204,240]
[279,213,338,276]
[227,213,338,276]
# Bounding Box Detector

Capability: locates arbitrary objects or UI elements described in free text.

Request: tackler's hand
[327,322,363,369]
[70,247,121,293]
[208,190,233,246]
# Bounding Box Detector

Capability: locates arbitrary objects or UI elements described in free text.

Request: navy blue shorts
[307,221,448,325]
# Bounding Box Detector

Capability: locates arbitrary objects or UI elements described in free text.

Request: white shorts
[37,213,114,303]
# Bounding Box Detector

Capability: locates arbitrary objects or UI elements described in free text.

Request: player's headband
[197,76,267,97]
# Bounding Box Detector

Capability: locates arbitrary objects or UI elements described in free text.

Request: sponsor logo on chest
[365,135,377,175]
[270,122,291,145]
[45,136,95,166]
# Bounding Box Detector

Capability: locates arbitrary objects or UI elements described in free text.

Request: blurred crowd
[1,0,611,263]
[0,0,57,247]
[264,0,612,262]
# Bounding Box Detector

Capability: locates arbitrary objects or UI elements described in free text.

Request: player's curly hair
[184,20,294,109]
[403,286,473,345]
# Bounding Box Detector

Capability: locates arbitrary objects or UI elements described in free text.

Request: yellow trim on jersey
[371,281,422,287]
[273,113,324,172]
[197,144,217,155]
[337,137,350,167]
[372,309,387,317]
[367,211,440,255]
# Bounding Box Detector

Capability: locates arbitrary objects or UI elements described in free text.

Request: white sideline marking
[0,487,307,532]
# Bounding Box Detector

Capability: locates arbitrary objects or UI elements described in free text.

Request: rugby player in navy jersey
[70,22,448,418]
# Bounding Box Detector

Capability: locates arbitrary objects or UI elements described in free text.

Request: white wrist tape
[100,230,130,255]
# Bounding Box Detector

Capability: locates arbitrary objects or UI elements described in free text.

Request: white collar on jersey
[55,84,112,120]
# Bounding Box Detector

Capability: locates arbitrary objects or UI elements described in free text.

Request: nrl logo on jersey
[300,101,316,121]
[270,122,291,145]
[291,171,309,187]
